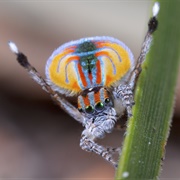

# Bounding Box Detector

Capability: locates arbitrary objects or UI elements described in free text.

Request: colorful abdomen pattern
[46,36,134,97]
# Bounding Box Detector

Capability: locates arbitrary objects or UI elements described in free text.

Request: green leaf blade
[116,0,180,179]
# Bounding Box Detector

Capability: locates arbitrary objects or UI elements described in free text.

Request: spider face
[81,104,117,139]
[78,87,116,139]
[77,87,112,114]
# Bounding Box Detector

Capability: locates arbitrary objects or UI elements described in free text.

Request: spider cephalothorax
[9,2,159,168]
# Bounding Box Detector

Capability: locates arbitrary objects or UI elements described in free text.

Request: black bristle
[148,16,158,34]
[17,52,30,68]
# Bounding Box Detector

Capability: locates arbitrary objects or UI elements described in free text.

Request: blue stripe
[82,69,91,88]
[78,95,85,109]
[88,91,95,107]
[74,61,85,90]
[100,88,105,102]
[91,65,97,86]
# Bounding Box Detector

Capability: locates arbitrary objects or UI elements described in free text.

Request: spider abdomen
[46,36,134,95]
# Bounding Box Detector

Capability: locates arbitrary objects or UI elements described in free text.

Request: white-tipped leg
[114,3,160,118]
[8,41,85,124]
[127,2,159,86]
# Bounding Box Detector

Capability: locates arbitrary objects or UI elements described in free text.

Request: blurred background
[0,1,180,179]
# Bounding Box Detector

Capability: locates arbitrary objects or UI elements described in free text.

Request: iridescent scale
[46,36,134,96]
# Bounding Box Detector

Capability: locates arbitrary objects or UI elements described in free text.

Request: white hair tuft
[153,2,160,17]
[8,41,19,54]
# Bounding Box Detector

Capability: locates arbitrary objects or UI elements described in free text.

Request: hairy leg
[113,3,159,117]
[8,41,85,124]
[80,135,120,168]
[128,3,159,86]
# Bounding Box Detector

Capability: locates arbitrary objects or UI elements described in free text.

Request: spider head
[78,87,117,139]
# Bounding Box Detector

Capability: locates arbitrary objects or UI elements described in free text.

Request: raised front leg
[8,41,85,124]
[113,3,159,118]
[128,3,159,85]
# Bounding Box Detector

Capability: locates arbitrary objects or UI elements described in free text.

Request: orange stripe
[88,73,93,84]
[95,51,110,58]
[65,55,79,63]
[103,89,109,99]
[77,63,87,88]
[72,82,80,91]
[83,95,91,107]
[77,95,91,108]
[63,47,75,55]
[106,75,113,86]
[95,42,109,48]
[68,45,77,49]
[94,91,101,104]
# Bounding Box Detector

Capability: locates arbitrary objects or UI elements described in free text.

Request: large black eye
[105,98,110,104]
[85,105,94,114]
[95,102,104,111]
[78,108,83,113]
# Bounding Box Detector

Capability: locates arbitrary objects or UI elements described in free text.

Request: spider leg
[106,147,121,154]
[80,135,119,168]
[113,84,134,117]
[128,2,159,86]
[113,3,159,117]
[8,41,85,124]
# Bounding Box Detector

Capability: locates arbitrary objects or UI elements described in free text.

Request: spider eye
[85,105,94,114]
[95,102,104,111]
[105,98,110,103]
[78,108,83,113]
